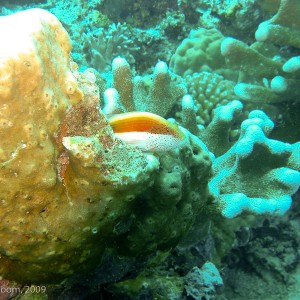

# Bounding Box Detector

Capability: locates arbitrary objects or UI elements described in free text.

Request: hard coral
[103,56,187,118]
[185,72,236,126]
[255,0,300,48]
[221,0,300,142]
[82,23,139,72]
[208,102,300,218]
[170,28,225,77]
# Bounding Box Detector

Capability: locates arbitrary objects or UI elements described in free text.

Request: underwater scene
[0,0,300,299]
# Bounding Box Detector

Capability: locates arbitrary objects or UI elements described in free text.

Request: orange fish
[108,112,187,152]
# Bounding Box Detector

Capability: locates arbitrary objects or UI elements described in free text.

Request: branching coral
[221,37,285,106]
[207,102,300,218]
[220,0,300,141]
[180,98,300,218]
[255,0,300,48]
[82,23,140,72]
[221,37,283,81]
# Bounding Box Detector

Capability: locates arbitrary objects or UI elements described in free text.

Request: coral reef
[0,1,300,299]
[0,8,213,285]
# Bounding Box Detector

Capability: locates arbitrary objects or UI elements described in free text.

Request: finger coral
[221,0,300,141]
[255,0,300,48]
[104,56,187,118]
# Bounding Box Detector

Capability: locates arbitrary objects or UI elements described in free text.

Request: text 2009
[23,285,47,293]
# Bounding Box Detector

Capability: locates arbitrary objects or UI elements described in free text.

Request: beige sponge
[0,9,157,283]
